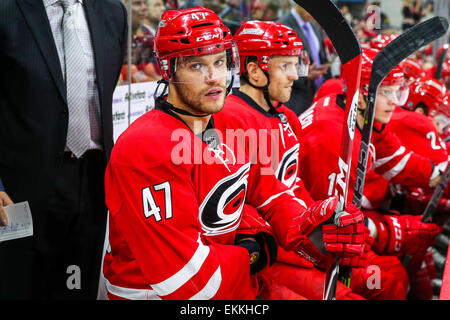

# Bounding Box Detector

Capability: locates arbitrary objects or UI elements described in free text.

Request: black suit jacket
[0,0,127,214]
[278,12,330,115]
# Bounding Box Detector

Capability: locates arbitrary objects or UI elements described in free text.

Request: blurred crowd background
[118,0,450,88]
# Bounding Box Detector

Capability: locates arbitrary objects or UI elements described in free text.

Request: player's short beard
[172,78,227,115]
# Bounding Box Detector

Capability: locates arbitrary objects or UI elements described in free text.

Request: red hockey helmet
[399,58,426,82]
[360,48,408,105]
[153,6,239,82]
[405,77,450,117]
[233,20,309,77]
[442,60,450,88]
[369,34,398,50]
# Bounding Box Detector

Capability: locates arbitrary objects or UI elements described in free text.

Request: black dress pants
[0,150,107,300]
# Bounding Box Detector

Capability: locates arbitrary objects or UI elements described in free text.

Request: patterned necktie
[62,0,91,158]
[302,22,324,88]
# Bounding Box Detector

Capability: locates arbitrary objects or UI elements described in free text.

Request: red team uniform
[103,8,367,300]
[101,5,449,301]
[223,90,363,300]
[103,95,318,300]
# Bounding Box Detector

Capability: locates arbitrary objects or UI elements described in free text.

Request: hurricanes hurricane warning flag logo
[199,163,250,236]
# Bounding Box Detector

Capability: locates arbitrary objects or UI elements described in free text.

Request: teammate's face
[268,56,300,103]
[170,52,228,115]
[375,85,399,123]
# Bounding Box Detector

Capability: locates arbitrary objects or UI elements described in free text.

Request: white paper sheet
[0,201,33,242]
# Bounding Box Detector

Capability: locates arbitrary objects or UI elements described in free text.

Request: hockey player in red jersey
[102,7,366,300]
[299,48,442,299]
[220,20,366,300]
[388,77,450,220]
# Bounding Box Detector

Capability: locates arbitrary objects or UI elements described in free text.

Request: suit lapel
[83,0,105,108]
[16,0,66,103]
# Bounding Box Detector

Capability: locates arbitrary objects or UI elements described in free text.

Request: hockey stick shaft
[293,0,362,300]
[353,17,449,210]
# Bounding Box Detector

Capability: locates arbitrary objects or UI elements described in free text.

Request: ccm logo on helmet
[197,33,221,42]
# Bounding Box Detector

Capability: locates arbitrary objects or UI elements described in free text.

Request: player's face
[375,85,399,123]
[171,52,228,115]
[268,56,300,103]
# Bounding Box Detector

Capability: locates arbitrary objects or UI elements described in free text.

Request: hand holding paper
[0,201,33,242]
[0,191,13,226]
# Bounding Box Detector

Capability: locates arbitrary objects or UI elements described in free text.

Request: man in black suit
[278,4,330,115]
[0,0,127,299]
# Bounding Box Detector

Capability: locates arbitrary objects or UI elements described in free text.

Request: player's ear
[246,61,265,86]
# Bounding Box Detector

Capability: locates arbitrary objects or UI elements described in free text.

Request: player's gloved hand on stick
[284,196,366,269]
[370,213,441,255]
[322,203,367,267]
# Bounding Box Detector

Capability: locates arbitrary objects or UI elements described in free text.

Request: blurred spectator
[142,0,166,36]
[122,0,162,83]
[262,1,279,21]
[339,4,353,24]
[250,0,267,20]
[402,0,432,31]
[278,3,330,115]
[123,0,149,34]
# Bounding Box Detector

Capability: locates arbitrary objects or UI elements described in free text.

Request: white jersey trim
[381,153,411,180]
[255,189,294,210]
[103,275,162,300]
[189,266,222,300]
[374,146,405,168]
[151,234,210,297]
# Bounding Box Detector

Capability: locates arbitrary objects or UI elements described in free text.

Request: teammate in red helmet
[389,77,450,221]
[299,47,442,299]
[399,58,426,83]
[220,20,367,300]
[369,34,398,50]
[102,7,366,300]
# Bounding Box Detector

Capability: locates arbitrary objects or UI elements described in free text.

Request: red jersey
[299,94,434,205]
[103,98,307,300]
[222,90,314,206]
[388,106,448,165]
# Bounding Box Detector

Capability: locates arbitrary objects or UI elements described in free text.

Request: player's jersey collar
[231,88,282,119]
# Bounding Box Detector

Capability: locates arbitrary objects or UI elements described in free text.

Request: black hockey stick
[339,17,448,297]
[435,45,448,81]
[293,0,362,300]
[353,17,450,210]
[422,163,450,223]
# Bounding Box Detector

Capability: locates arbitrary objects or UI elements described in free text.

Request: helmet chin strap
[154,74,235,118]
[242,70,277,112]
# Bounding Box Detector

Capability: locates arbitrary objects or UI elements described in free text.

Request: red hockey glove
[322,203,367,268]
[236,205,278,275]
[284,197,366,269]
[405,187,450,217]
[407,249,436,300]
[369,213,441,255]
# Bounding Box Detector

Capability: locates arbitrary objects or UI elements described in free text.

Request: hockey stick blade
[353,16,449,209]
[293,0,362,300]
